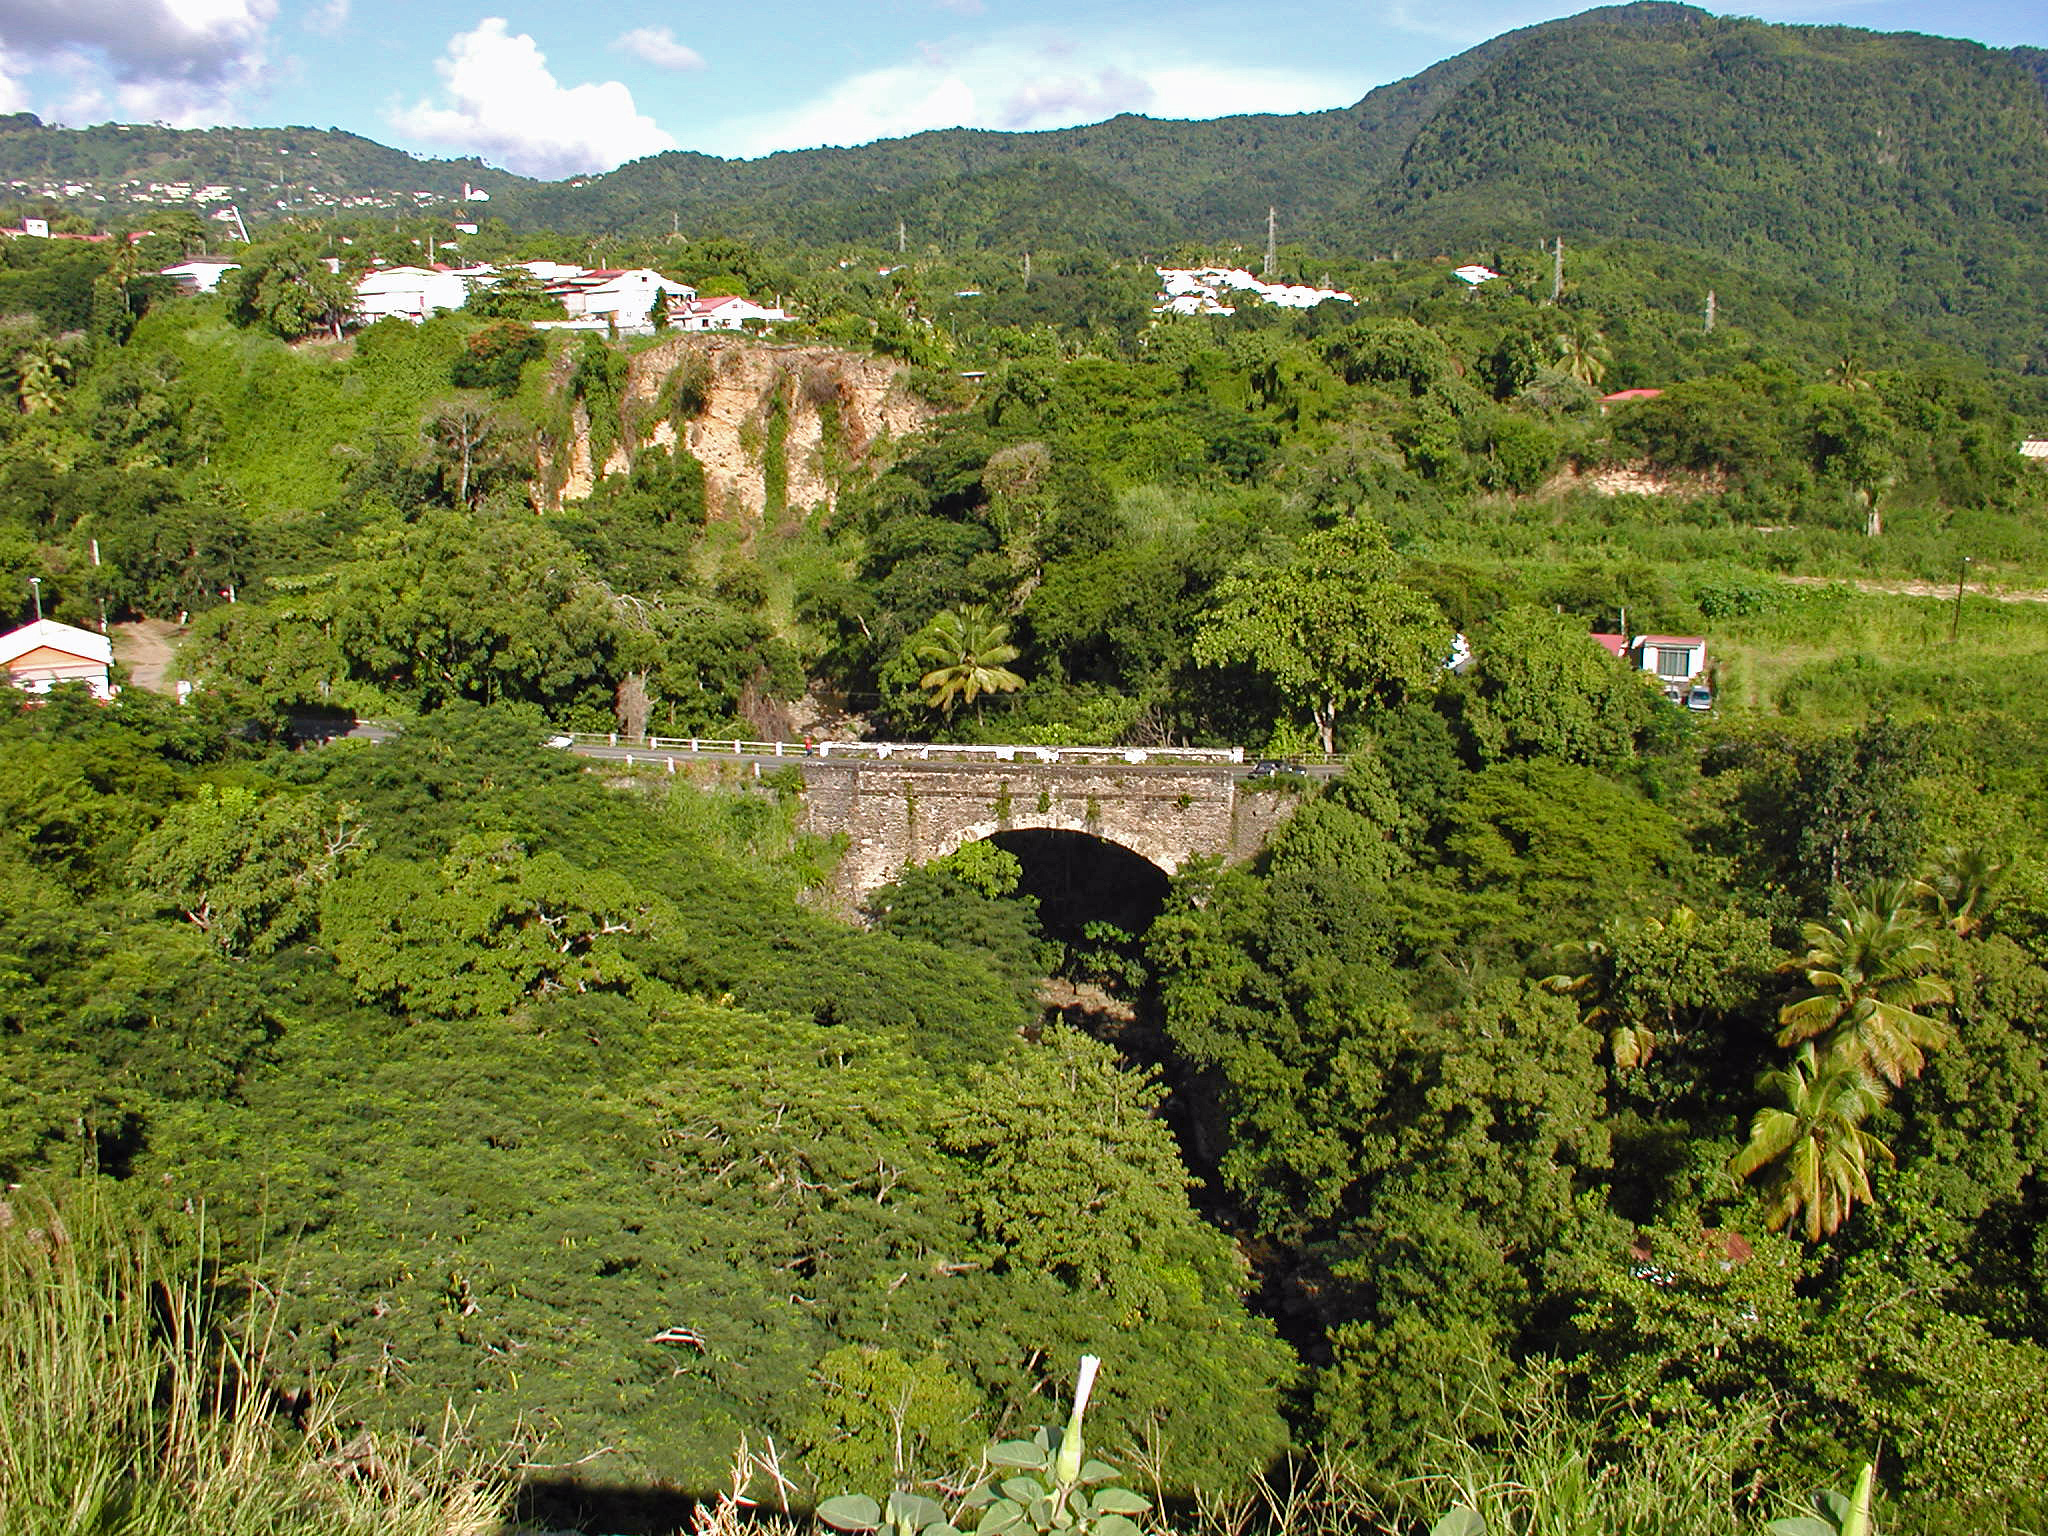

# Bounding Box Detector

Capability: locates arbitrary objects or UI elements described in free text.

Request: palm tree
[1826,354,1872,391]
[1917,845,2007,938]
[1543,932,1658,1070]
[1776,881,1953,1087]
[1729,1043,1893,1241]
[913,606,1024,718]
[14,341,71,415]
[1543,907,1722,1071]
[1553,320,1610,388]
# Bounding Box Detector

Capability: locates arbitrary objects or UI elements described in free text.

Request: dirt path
[1782,575,2048,604]
[111,619,183,694]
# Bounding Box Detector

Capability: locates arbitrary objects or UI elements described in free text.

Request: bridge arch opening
[979,827,1171,955]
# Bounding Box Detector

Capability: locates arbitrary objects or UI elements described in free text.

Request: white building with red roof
[1590,631,1707,693]
[672,295,792,331]
[1,618,115,701]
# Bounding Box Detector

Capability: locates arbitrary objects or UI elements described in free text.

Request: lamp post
[27,576,40,621]
[1951,555,1971,645]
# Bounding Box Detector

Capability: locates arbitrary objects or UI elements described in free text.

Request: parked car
[544,734,575,748]
[1685,686,1714,712]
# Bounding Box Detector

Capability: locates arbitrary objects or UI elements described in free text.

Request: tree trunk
[615,670,652,739]
[1314,700,1337,756]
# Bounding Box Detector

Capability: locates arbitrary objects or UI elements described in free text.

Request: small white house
[672,295,792,331]
[1590,632,1708,689]
[1,618,115,701]
[1636,634,1708,685]
[160,258,241,294]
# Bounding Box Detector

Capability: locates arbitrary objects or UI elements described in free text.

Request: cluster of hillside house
[158,256,793,336]
[1154,267,1355,316]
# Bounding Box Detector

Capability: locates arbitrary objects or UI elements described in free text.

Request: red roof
[1591,634,1629,657]
[1599,388,1663,404]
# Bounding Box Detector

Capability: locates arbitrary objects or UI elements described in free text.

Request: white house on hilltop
[1,618,115,701]
[545,269,694,327]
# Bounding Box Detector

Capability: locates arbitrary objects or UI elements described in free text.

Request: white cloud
[710,32,1353,156]
[613,25,705,71]
[0,0,276,123]
[303,0,349,37]
[933,0,986,14]
[390,18,677,177]
[0,48,26,114]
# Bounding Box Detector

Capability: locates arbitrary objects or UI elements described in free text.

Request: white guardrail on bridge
[546,734,1251,766]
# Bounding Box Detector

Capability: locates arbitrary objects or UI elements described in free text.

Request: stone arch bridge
[788,747,1300,904]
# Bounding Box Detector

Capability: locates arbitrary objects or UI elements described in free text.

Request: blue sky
[0,0,2043,178]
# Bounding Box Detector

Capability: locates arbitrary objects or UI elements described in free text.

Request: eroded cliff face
[544,335,937,526]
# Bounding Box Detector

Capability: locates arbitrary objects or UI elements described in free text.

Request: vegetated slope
[0,115,532,212]
[540,159,1181,252]
[1334,5,2048,367]
[511,4,1618,243]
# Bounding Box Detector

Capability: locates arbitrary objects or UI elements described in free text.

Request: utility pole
[1264,206,1277,279]
[28,576,41,621]
[1550,236,1564,304]
[1705,289,1717,333]
[896,218,906,255]
[1022,250,1032,289]
[1951,555,1971,644]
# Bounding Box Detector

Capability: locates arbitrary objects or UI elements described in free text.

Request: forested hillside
[1334,6,2048,368]
[0,115,527,215]
[8,57,2048,1533]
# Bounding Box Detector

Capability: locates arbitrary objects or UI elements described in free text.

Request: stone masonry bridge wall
[794,759,1298,909]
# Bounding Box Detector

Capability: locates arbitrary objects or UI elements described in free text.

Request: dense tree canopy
[8,139,2048,1528]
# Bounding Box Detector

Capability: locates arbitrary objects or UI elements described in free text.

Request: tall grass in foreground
[0,1184,510,1536]
[1182,1368,1772,1536]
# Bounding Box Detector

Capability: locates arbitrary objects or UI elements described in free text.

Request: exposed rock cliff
[544,335,938,528]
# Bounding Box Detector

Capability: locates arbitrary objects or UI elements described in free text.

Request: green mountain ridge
[0,116,531,215]
[1333,5,2048,365]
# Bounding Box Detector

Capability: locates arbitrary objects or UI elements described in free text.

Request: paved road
[556,741,1342,781]
[339,725,1343,780]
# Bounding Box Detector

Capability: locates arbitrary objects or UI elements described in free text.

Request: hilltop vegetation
[0,113,527,213]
